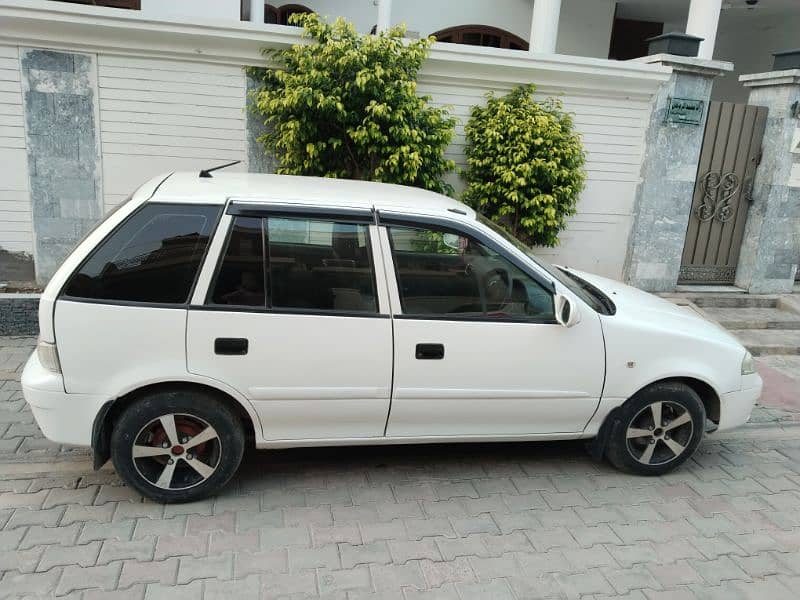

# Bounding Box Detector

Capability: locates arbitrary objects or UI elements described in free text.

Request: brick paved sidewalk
[2,337,800,599]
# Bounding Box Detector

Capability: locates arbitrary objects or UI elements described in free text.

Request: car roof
[149,172,477,219]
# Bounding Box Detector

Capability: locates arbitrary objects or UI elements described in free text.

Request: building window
[431,25,529,51]
[51,0,141,9]
[241,3,313,25]
[608,18,663,60]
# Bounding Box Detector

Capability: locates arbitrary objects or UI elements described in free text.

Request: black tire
[110,389,244,503]
[605,381,705,476]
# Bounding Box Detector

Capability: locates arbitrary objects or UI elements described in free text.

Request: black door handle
[215,338,248,355]
[416,343,444,360]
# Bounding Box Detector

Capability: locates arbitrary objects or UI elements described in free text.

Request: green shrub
[247,14,457,195]
[463,84,586,247]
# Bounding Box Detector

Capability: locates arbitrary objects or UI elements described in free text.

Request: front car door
[187,203,393,441]
[380,215,605,438]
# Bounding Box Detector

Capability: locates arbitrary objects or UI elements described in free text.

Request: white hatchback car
[22,171,762,502]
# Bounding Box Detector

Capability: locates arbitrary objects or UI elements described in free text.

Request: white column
[529,0,562,54]
[376,0,392,33]
[250,0,264,25]
[686,0,722,60]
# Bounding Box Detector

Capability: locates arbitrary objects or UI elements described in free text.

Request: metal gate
[679,101,767,284]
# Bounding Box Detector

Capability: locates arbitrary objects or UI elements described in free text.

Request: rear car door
[187,203,393,441]
[380,217,606,437]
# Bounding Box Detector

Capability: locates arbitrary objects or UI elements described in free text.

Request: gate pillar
[623,55,732,292]
[735,69,800,294]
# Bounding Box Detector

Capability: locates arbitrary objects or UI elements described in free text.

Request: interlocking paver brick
[260,571,317,597]
[154,533,207,560]
[340,540,392,569]
[690,555,750,586]
[260,524,311,548]
[98,537,156,565]
[43,485,98,508]
[554,568,616,598]
[62,502,116,525]
[359,520,408,544]
[457,579,516,599]
[369,562,426,591]
[0,546,44,573]
[0,528,25,551]
[118,558,179,588]
[38,540,101,570]
[563,545,619,570]
[405,517,456,540]
[388,538,441,564]
[132,515,185,539]
[84,583,147,600]
[81,519,136,543]
[450,514,499,537]
[0,568,62,598]
[603,565,663,594]
[434,535,489,562]
[56,562,122,595]
[203,573,261,600]
[177,553,233,584]
[288,543,341,570]
[19,522,80,549]
[144,580,202,600]
[434,481,479,500]
[233,549,287,578]
[318,565,372,595]
[185,511,235,534]
[208,529,260,554]
[6,506,63,529]
[421,499,469,519]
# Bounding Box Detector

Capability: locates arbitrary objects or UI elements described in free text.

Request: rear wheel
[606,382,705,475]
[110,389,244,503]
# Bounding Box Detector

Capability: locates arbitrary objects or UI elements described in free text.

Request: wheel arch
[587,376,720,461]
[91,380,259,470]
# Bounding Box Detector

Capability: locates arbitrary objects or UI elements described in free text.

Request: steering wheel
[482,267,512,307]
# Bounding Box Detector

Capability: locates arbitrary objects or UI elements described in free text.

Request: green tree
[247,14,457,195]
[462,84,586,247]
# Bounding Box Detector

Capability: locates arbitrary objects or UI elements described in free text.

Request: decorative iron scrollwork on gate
[695,171,740,223]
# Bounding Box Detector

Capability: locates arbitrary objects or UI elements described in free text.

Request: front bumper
[21,352,104,446]
[716,372,763,432]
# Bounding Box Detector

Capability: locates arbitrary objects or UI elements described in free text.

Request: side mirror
[555,294,581,328]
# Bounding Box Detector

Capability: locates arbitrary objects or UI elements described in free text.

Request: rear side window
[208,216,378,314]
[63,203,220,304]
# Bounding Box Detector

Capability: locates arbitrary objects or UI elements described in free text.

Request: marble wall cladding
[20,49,102,283]
[624,69,716,292]
[736,81,800,293]
[246,74,278,174]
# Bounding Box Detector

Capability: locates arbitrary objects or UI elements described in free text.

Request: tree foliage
[247,14,457,195]
[462,84,586,247]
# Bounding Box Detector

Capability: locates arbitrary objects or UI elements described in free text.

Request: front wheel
[110,389,244,503]
[605,382,705,475]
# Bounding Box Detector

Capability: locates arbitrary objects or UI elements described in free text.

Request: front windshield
[477,215,612,314]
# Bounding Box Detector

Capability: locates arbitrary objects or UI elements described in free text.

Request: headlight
[37,339,61,373]
[741,351,756,376]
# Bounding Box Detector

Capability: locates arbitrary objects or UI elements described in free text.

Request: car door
[187,204,393,441]
[380,216,605,437]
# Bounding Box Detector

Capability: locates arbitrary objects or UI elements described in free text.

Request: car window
[209,216,266,307]
[387,224,555,321]
[63,203,219,304]
[268,217,377,313]
[209,216,378,314]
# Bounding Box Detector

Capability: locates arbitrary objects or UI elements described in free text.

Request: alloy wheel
[131,413,222,490]
[625,401,694,466]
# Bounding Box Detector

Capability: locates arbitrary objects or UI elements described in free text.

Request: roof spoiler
[199,160,242,178]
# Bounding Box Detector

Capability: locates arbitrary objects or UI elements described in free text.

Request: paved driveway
[2,337,800,599]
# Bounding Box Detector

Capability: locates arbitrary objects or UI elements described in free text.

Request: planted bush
[463,84,586,247]
[248,14,457,195]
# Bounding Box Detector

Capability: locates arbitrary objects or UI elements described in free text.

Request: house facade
[0,0,798,295]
